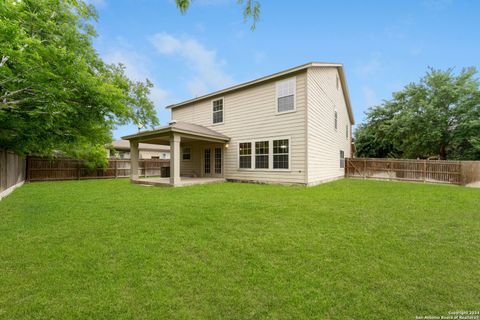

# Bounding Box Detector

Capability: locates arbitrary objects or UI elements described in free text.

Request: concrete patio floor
[131,177,226,187]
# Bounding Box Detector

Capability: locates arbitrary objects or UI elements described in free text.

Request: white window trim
[275,77,296,115]
[237,136,292,172]
[212,97,224,125]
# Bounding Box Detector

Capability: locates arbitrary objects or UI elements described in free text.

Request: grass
[0,179,479,319]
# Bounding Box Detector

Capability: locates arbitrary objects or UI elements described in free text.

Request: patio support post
[170,133,181,186]
[130,140,139,180]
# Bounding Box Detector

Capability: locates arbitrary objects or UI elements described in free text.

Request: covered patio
[122,121,230,187]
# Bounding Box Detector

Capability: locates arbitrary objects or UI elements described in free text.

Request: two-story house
[123,62,354,187]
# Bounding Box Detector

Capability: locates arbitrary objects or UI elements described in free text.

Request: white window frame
[182,146,191,161]
[238,142,252,169]
[275,77,296,114]
[237,136,291,172]
[212,97,224,125]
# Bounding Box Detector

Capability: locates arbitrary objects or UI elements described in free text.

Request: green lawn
[0,179,479,319]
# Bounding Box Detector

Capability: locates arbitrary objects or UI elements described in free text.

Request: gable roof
[122,121,230,142]
[166,62,355,124]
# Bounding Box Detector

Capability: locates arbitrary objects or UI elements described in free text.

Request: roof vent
[168,120,177,126]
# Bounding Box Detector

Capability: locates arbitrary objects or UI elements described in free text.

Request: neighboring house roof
[122,121,230,142]
[166,62,355,124]
[111,139,170,152]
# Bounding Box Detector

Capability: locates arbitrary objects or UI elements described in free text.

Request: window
[239,143,252,169]
[336,75,339,90]
[182,147,191,160]
[215,147,222,174]
[334,110,338,130]
[212,98,223,124]
[255,141,269,169]
[276,78,295,113]
[204,149,211,174]
[340,150,345,168]
[346,124,349,139]
[239,138,290,170]
[273,139,289,169]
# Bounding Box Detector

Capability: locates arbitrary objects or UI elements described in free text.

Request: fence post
[363,158,367,179]
[76,161,80,180]
[114,160,118,179]
[25,156,30,182]
[423,160,427,183]
[344,158,348,177]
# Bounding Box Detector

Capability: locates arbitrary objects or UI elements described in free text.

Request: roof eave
[165,62,343,110]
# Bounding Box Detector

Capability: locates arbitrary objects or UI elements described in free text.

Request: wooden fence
[0,150,26,197]
[26,157,170,182]
[345,158,480,186]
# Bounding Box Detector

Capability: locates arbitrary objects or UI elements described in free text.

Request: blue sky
[89,0,480,139]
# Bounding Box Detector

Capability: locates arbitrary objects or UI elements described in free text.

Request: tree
[175,0,261,30]
[355,68,480,160]
[0,0,158,167]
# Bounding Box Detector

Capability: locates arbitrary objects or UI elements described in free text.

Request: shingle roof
[171,121,229,140]
[121,121,230,141]
[165,61,355,124]
[111,139,170,151]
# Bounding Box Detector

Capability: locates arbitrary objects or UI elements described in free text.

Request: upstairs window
[336,75,339,90]
[212,98,223,124]
[346,124,349,139]
[239,143,252,169]
[340,150,345,168]
[255,141,269,169]
[276,78,296,113]
[182,147,191,160]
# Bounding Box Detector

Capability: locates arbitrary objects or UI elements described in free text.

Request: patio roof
[110,139,170,152]
[121,121,230,143]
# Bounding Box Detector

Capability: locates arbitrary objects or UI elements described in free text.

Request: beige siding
[173,72,308,184]
[306,67,352,185]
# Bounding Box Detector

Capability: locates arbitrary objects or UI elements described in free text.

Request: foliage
[0,179,479,318]
[0,0,158,165]
[355,68,480,160]
[175,0,261,30]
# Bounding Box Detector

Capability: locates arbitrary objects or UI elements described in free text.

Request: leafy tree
[175,0,261,30]
[0,0,158,167]
[355,68,480,160]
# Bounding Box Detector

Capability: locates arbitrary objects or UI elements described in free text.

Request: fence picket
[345,158,479,186]
[26,157,170,182]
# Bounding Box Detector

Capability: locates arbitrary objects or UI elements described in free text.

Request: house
[109,139,170,160]
[122,62,354,187]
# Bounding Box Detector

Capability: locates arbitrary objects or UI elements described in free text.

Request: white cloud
[150,32,234,96]
[103,49,169,108]
[362,86,379,107]
[253,51,266,63]
[355,54,382,78]
[423,0,453,10]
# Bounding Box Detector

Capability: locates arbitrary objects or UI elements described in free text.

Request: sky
[88,0,480,139]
